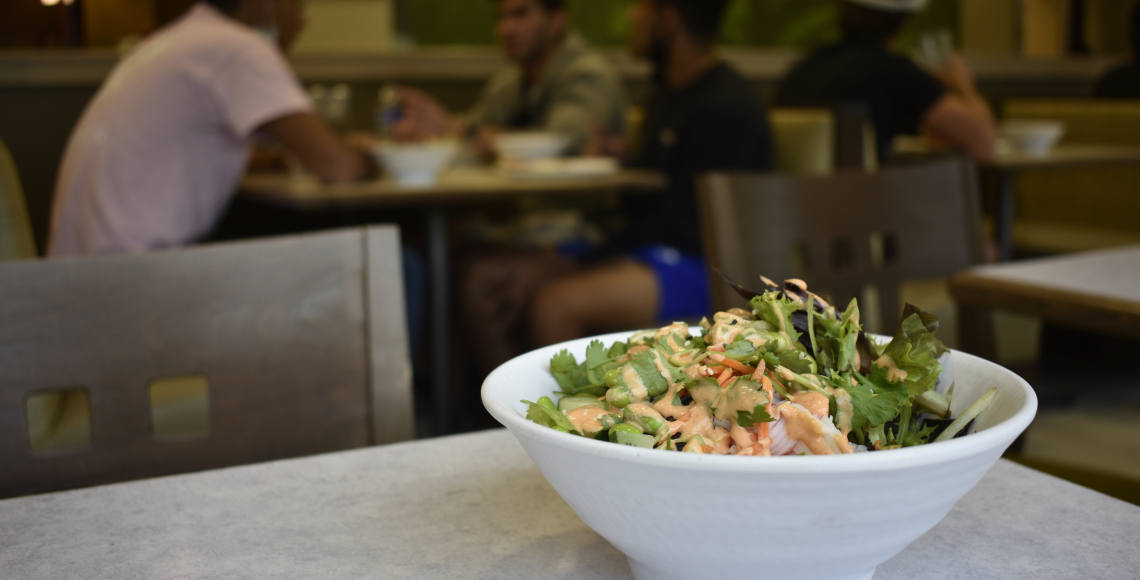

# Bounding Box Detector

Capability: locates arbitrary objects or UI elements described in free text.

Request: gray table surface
[2,429,1138,579]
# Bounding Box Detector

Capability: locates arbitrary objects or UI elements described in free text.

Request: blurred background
[2,0,1137,503]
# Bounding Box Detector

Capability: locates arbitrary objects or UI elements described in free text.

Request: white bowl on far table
[482,331,1038,580]
[373,140,458,186]
[494,131,570,161]
[1000,119,1065,156]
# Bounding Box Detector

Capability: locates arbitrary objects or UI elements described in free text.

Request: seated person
[776,0,996,163]
[392,0,626,156]
[48,0,374,256]
[1095,2,1140,99]
[461,0,773,372]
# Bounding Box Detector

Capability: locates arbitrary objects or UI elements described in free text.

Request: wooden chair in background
[0,226,414,498]
[769,103,877,176]
[0,138,37,261]
[699,157,987,337]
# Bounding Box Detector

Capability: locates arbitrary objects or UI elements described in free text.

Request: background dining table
[952,245,1140,359]
[240,167,666,436]
[2,429,1137,579]
[891,141,1140,260]
[979,145,1140,261]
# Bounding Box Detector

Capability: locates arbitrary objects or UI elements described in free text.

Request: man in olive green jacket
[395,0,626,156]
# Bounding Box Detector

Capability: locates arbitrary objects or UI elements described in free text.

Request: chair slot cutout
[26,388,92,453]
[149,375,211,441]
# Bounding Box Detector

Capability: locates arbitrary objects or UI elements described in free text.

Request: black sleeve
[890,58,946,135]
[680,107,773,174]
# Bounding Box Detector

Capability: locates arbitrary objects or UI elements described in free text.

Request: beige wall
[293,0,393,54]
[961,0,1020,55]
[1022,0,1071,57]
[83,0,155,46]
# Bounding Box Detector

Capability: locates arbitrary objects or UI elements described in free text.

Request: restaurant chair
[1001,99,1140,255]
[769,105,877,175]
[0,138,37,260]
[699,157,987,336]
[0,226,414,498]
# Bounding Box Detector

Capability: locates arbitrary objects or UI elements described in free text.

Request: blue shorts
[631,245,711,323]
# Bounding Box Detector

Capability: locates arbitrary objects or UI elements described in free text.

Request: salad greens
[525,278,993,455]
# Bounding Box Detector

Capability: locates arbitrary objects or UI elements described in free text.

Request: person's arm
[261,112,375,182]
[542,63,627,155]
[922,96,998,162]
[391,86,461,142]
[922,54,998,162]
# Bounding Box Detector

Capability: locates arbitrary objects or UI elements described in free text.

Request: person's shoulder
[561,34,622,81]
[698,63,765,114]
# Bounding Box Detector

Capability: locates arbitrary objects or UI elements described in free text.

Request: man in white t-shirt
[48,0,373,256]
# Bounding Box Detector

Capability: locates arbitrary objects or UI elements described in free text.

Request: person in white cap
[777,0,996,162]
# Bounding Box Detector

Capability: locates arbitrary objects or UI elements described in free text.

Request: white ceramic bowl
[482,331,1037,580]
[1001,120,1065,156]
[494,131,570,161]
[374,140,457,186]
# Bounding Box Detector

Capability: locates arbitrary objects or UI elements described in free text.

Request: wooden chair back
[0,226,414,497]
[699,157,985,334]
[769,104,877,175]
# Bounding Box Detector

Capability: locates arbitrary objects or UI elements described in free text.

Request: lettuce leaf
[877,306,948,398]
[524,397,578,434]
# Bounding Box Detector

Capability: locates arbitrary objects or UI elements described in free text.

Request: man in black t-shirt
[1095,2,1140,98]
[527,0,772,346]
[777,0,996,162]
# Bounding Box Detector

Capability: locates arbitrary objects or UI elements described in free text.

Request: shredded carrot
[751,359,767,381]
[717,357,756,376]
[716,367,734,386]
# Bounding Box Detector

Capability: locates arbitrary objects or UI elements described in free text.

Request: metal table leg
[426,209,452,435]
[994,171,1017,262]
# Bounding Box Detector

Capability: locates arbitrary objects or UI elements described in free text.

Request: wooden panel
[0,229,383,497]
[82,0,155,47]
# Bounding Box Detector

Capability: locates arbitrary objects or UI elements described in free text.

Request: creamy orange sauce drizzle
[566,406,609,435]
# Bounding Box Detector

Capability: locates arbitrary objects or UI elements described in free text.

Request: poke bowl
[482,281,1037,580]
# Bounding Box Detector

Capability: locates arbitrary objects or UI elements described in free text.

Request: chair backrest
[769,108,835,175]
[0,226,414,498]
[769,105,878,175]
[699,157,985,334]
[0,138,37,260]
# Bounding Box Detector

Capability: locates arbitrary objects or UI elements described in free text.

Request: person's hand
[471,125,501,162]
[932,53,978,97]
[585,126,627,160]
[392,86,458,142]
[344,130,380,152]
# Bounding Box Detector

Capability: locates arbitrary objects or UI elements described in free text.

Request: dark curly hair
[653,0,730,44]
[840,2,911,44]
[494,0,566,13]
[201,0,242,14]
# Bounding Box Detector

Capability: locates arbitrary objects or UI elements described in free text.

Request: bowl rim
[482,329,1038,474]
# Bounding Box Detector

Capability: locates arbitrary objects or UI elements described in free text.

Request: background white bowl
[1001,119,1065,156]
[483,331,1037,580]
[494,131,570,161]
[374,140,457,186]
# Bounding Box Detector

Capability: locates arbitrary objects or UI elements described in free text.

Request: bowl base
[628,558,875,580]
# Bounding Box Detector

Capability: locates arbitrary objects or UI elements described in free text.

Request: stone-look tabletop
[2,429,1138,579]
[952,246,1140,339]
